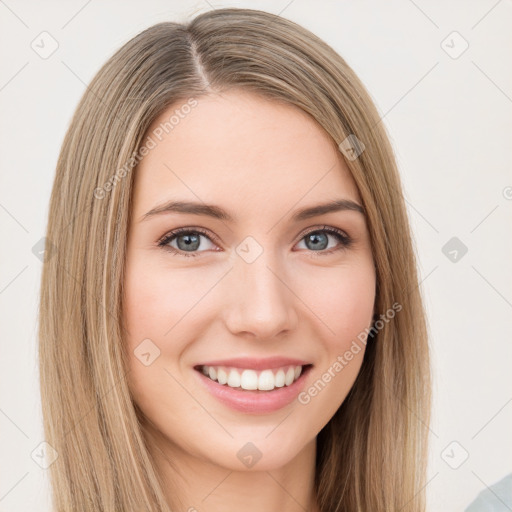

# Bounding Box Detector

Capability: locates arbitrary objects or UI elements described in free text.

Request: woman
[39,7,431,511]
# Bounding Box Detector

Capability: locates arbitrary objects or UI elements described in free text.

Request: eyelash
[157,226,353,258]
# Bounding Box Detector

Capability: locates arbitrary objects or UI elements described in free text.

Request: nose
[222,253,298,339]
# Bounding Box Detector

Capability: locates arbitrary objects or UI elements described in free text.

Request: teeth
[285,367,295,386]
[240,369,258,390]
[217,368,228,385]
[227,369,241,388]
[274,369,285,388]
[200,364,305,391]
[258,369,275,391]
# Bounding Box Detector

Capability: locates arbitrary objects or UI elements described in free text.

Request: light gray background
[1,1,511,510]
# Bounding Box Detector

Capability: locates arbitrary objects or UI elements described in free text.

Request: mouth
[194,363,313,392]
[192,362,314,414]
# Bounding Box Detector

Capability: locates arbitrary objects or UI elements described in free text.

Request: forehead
[132,90,361,220]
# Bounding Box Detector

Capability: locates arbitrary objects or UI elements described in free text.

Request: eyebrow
[140,198,365,223]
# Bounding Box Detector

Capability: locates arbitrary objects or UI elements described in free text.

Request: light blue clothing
[465,473,512,512]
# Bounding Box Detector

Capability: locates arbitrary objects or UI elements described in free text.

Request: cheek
[332,272,375,346]
[291,259,375,419]
[123,257,213,350]
[122,258,204,422]
[123,257,225,406]
[295,257,376,348]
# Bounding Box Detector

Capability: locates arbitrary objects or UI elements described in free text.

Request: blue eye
[157,228,217,258]
[295,227,352,254]
[157,226,352,258]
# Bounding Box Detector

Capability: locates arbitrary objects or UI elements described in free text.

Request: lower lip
[194,366,313,414]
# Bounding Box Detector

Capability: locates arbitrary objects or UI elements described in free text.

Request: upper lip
[195,356,312,371]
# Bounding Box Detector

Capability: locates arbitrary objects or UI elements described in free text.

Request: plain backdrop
[1,1,511,510]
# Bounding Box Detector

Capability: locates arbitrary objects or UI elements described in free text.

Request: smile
[198,364,306,391]
[193,361,314,414]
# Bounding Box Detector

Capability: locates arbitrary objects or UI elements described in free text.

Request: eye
[157,225,352,258]
[295,226,352,256]
[157,228,219,258]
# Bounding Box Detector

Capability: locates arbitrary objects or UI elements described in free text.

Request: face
[123,90,376,472]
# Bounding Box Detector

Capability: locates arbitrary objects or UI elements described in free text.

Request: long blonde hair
[39,7,431,511]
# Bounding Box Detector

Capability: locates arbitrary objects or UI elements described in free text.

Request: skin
[123,90,376,512]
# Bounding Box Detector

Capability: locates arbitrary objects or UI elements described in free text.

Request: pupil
[178,233,200,251]
[307,232,327,250]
